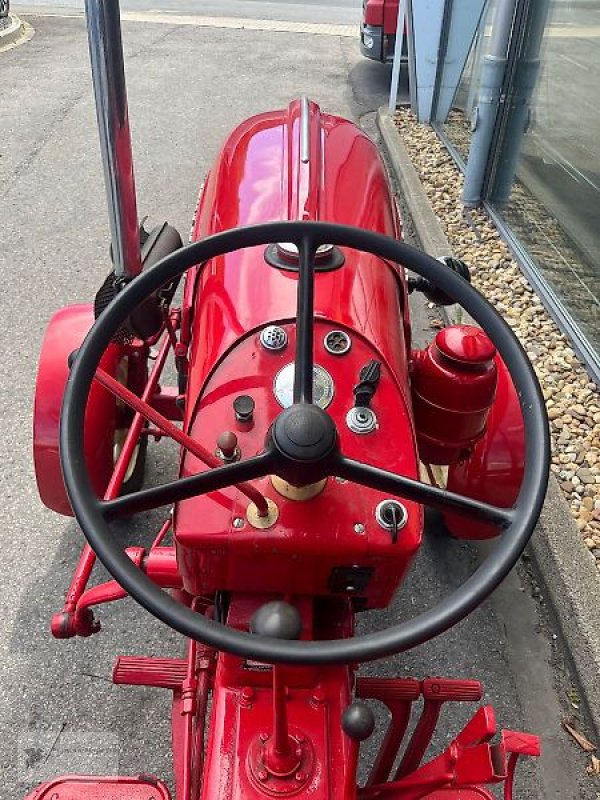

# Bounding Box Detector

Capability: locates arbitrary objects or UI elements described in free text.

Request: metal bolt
[233,517,244,529]
[354,523,365,534]
[346,406,377,435]
[311,688,326,705]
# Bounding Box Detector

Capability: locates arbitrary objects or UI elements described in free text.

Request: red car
[360,0,400,62]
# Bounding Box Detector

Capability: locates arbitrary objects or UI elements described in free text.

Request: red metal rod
[181,636,198,800]
[163,308,180,350]
[152,518,172,549]
[94,366,269,516]
[272,666,291,759]
[60,336,173,616]
[106,337,173,498]
[394,699,443,779]
[344,740,360,800]
[367,702,413,785]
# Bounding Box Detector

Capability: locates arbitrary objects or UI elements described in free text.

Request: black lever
[353,360,381,408]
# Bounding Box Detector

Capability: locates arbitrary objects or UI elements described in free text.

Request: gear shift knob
[250,601,302,640]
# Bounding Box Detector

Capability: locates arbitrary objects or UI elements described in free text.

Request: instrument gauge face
[273,363,334,410]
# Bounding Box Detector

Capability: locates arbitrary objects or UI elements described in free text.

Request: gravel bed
[394,108,600,572]
[441,111,600,351]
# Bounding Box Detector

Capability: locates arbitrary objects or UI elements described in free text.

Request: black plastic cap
[272,404,337,463]
[250,601,303,640]
[233,394,255,422]
[341,701,376,741]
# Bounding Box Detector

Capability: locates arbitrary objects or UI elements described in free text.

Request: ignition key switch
[375,499,408,544]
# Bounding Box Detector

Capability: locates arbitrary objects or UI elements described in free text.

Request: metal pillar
[388,0,408,114]
[434,0,488,122]
[85,0,141,278]
[489,0,550,205]
[462,0,520,207]
[411,0,447,121]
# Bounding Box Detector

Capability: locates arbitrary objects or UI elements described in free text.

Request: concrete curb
[0,13,34,51]
[377,105,600,742]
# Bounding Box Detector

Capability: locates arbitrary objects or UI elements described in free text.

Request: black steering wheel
[61,221,550,664]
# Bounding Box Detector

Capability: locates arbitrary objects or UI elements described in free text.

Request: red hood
[183,99,411,421]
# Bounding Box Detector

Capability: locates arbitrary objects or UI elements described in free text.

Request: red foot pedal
[24,775,171,800]
[423,678,482,702]
[113,656,187,688]
[356,677,421,701]
[422,790,495,799]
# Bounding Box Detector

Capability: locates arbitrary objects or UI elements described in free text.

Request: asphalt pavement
[0,10,595,800]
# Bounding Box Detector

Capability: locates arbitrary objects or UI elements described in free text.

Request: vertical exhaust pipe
[85,0,141,278]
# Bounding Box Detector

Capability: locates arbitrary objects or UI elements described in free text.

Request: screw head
[233,517,244,529]
[354,523,365,534]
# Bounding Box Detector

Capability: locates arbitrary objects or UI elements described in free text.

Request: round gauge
[273,363,334,410]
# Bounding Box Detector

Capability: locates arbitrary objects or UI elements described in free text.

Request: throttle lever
[353,359,382,408]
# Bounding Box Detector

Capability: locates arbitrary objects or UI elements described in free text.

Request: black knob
[341,701,376,741]
[250,601,302,640]
[353,360,381,408]
[233,394,255,422]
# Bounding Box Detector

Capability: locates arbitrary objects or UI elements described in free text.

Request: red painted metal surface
[50,331,174,639]
[23,776,172,800]
[33,304,121,515]
[443,358,525,539]
[175,322,422,607]
[30,101,538,800]
[410,326,498,465]
[182,99,410,418]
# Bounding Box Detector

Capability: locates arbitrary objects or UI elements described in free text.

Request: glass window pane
[491,0,600,353]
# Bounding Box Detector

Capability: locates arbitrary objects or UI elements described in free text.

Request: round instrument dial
[273,363,334,410]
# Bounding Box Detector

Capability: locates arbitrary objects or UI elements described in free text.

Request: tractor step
[113,656,188,689]
[24,775,171,800]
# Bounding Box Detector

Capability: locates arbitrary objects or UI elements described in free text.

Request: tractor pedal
[24,775,171,800]
[113,656,188,689]
[420,789,495,799]
[356,677,421,702]
[422,677,482,702]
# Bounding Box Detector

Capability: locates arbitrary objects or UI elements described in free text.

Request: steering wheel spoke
[293,235,318,404]
[99,451,274,519]
[334,455,515,528]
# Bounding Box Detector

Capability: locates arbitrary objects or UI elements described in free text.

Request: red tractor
[30,3,549,800]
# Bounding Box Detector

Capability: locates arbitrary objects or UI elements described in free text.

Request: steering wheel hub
[272,404,337,463]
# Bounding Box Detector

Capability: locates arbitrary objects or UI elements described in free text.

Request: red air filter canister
[410,325,498,465]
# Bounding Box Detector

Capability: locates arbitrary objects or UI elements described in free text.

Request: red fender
[33,304,121,515]
[443,358,525,540]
